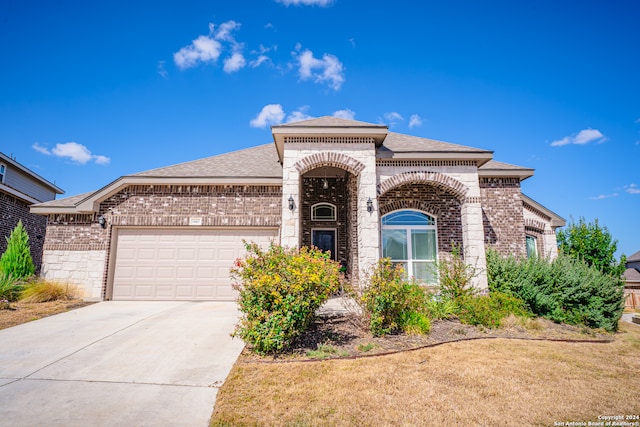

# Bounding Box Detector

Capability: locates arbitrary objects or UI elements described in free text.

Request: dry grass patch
[0,300,94,330]
[212,322,640,427]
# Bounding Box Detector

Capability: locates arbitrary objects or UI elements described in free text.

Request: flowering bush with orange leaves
[231,242,342,354]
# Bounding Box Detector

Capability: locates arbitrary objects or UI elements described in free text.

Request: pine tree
[0,220,35,279]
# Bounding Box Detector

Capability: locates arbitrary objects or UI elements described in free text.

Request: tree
[556,217,626,278]
[0,220,35,279]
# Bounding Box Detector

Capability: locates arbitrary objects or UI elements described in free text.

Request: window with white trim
[311,203,336,221]
[381,210,438,283]
[526,235,538,258]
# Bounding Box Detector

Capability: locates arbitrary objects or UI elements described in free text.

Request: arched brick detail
[294,152,366,176]
[379,199,441,217]
[524,218,546,232]
[378,171,468,200]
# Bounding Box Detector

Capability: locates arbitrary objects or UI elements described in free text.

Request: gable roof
[133,144,281,178]
[0,151,65,195]
[521,193,566,228]
[30,144,282,214]
[624,267,640,282]
[627,250,640,263]
[275,116,387,129]
[478,160,534,180]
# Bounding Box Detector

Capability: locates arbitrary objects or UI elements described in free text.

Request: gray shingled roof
[380,132,492,154]
[479,160,532,171]
[133,144,282,178]
[624,267,640,281]
[31,191,95,208]
[627,250,640,263]
[275,116,387,128]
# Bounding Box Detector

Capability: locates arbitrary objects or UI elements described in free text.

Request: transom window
[381,210,437,283]
[312,203,336,221]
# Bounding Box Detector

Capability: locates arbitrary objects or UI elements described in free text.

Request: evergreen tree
[0,220,35,279]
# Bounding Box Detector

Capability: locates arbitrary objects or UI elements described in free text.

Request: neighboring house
[624,250,640,309]
[30,117,565,301]
[0,151,64,273]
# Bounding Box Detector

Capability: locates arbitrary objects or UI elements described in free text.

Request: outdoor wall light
[288,195,295,211]
[98,215,106,229]
[366,197,373,213]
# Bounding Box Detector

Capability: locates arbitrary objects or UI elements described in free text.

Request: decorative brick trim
[464,196,482,204]
[479,177,521,185]
[379,199,442,217]
[523,202,551,222]
[377,160,476,167]
[47,214,94,224]
[285,136,374,144]
[524,218,546,232]
[294,152,366,176]
[44,243,107,251]
[378,171,468,200]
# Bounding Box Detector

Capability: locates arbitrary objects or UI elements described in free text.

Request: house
[30,117,565,301]
[624,250,640,309]
[0,152,64,273]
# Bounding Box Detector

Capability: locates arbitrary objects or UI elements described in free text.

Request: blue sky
[1,0,638,257]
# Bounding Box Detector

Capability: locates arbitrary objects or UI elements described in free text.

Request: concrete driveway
[0,301,245,427]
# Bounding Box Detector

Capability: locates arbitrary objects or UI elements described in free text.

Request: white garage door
[111,228,278,301]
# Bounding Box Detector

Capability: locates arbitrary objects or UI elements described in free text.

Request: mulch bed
[240,313,614,362]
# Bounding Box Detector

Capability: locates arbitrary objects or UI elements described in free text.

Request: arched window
[381,210,437,283]
[311,203,336,221]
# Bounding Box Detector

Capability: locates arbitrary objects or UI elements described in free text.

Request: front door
[312,229,336,260]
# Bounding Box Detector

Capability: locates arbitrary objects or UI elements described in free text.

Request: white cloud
[625,184,640,194]
[297,49,344,90]
[333,109,355,120]
[409,114,423,129]
[551,128,606,147]
[383,112,404,126]
[32,143,50,155]
[250,55,271,68]
[223,52,246,73]
[250,104,285,128]
[276,0,334,6]
[286,106,313,123]
[33,142,110,165]
[173,35,221,70]
[589,193,618,200]
[157,60,168,79]
[214,20,241,42]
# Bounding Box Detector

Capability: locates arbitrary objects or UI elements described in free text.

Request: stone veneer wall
[301,177,348,267]
[41,185,283,300]
[1,192,48,273]
[479,178,526,257]
[378,183,463,256]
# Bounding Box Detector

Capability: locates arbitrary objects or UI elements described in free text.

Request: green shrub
[425,296,458,320]
[231,242,341,354]
[0,220,35,279]
[436,244,478,301]
[399,311,431,334]
[486,248,624,332]
[0,273,24,302]
[456,291,529,328]
[360,259,430,336]
[20,279,83,303]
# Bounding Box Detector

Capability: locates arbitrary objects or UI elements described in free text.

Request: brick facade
[378,182,464,257]
[301,177,349,267]
[41,184,283,299]
[1,192,47,273]
[479,177,526,257]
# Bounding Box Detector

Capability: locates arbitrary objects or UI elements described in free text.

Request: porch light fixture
[366,198,373,213]
[288,195,295,211]
[321,166,329,190]
[98,215,106,228]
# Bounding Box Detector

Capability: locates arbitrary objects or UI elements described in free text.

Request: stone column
[280,156,300,248]
[355,146,379,287]
[461,198,488,290]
